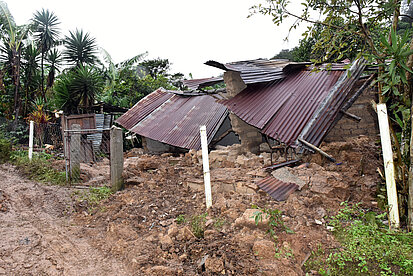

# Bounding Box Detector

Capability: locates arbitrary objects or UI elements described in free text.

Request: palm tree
[32,8,60,100]
[0,1,31,125]
[53,65,103,114]
[63,29,97,67]
[45,48,61,90]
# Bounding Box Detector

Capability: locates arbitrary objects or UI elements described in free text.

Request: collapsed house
[117,58,378,157]
[116,89,239,153]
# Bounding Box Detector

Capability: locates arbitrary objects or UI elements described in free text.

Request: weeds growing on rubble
[10,150,66,185]
[73,186,113,213]
[252,205,293,242]
[305,202,413,275]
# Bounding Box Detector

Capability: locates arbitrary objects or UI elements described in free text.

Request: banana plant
[0,1,32,125]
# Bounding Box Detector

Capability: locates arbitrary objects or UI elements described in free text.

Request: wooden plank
[377,103,400,228]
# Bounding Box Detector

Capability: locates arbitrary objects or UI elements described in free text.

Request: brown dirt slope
[0,165,129,276]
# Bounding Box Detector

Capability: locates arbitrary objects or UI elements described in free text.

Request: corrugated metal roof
[183,77,223,90]
[220,59,366,147]
[116,88,172,130]
[184,59,309,91]
[256,176,298,201]
[116,89,228,150]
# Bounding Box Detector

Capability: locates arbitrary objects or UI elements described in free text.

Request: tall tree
[32,9,60,101]
[63,29,97,67]
[0,1,31,125]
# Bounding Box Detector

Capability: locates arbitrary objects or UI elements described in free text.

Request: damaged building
[117,58,378,158]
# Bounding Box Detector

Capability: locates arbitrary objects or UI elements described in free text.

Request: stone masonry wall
[325,87,378,142]
[224,71,262,154]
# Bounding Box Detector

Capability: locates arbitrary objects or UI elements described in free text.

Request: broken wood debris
[340,110,361,122]
[298,138,336,162]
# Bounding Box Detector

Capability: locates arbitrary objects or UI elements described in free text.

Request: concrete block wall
[325,87,378,142]
[229,113,262,154]
[224,71,262,154]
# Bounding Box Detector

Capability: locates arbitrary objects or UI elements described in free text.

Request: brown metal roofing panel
[116,89,173,130]
[129,93,228,150]
[262,70,343,145]
[256,177,298,201]
[300,59,367,146]
[183,77,224,90]
[220,70,343,144]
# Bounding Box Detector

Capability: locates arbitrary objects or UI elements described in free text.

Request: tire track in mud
[0,165,128,276]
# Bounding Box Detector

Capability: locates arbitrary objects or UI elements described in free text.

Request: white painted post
[377,104,400,228]
[29,121,34,160]
[200,125,212,209]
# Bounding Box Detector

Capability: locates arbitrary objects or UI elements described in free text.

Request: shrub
[10,150,66,185]
[305,202,413,275]
[0,138,11,163]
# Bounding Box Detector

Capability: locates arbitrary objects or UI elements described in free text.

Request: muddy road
[0,165,128,276]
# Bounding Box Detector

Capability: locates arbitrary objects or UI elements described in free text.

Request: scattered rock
[234,209,269,229]
[253,239,276,259]
[205,256,225,273]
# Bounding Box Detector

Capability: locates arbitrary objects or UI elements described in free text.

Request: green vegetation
[190,212,208,238]
[0,0,185,126]
[0,138,11,163]
[10,150,66,185]
[175,212,227,238]
[252,205,293,242]
[175,214,187,224]
[73,186,113,213]
[305,202,413,275]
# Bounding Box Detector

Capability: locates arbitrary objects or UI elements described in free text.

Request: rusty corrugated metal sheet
[299,59,367,146]
[116,89,173,130]
[183,77,223,90]
[116,89,228,150]
[256,177,298,201]
[220,59,365,147]
[184,59,309,91]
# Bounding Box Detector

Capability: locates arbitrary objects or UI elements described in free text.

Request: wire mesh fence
[33,122,63,151]
[1,117,114,185]
[63,128,111,183]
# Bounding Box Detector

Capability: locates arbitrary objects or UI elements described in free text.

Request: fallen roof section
[116,89,228,150]
[219,59,367,147]
[184,59,309,90]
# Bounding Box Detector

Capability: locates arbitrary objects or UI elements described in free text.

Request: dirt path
[0,165,128,276]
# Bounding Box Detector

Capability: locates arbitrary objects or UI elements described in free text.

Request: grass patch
[73,186,113,213]
[191,212,208,238]
[305,202,413,275]
[10,150,66,185]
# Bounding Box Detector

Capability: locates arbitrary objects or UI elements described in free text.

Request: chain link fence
[1,117,118,186]
[63,127,111,183]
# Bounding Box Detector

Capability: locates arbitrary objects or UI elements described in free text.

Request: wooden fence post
[110,126,124,192]
[200,125,212,209]
[28,121,34,160]
[70,124,81,181]
[377,103,400,229]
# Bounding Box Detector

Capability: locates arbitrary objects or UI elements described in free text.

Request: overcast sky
[8,0,306,79]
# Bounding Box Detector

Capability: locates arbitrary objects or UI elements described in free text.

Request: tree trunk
[406,37,413,231]
[41,50,46,102]
[12,47,21,129]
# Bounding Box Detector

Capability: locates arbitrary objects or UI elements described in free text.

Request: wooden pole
[200,125,212,209]
[377,103,400,229]
[298,138,336,162]
[110,126,124,192]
